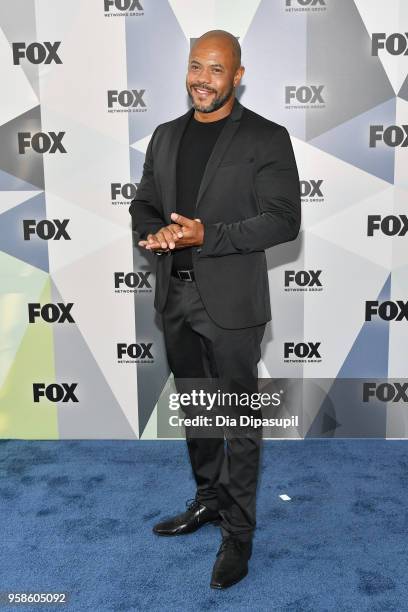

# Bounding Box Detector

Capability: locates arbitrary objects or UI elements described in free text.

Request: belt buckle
[178,269,193,282]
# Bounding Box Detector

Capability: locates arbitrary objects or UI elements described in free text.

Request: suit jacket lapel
[164,106,193,220]
[164,97,244,219]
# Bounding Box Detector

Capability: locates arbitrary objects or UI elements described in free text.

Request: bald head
[186,29,245,119]
[192,30,241,72]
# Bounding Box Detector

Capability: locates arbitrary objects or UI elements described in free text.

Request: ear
[234,65,245,87]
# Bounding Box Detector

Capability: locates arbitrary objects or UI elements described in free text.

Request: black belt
[171,268,195,282]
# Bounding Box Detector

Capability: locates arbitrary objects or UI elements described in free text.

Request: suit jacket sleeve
[199,126,301,257]
[128,126,166,240]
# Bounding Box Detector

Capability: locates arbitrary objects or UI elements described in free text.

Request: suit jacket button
[197,247,202,253]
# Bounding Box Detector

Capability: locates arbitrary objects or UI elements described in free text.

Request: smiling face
[186,34,244,117]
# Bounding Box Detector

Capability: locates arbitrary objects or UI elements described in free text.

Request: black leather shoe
[152,497,219,536]
[210,536,253,589]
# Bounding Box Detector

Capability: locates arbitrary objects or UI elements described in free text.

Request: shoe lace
[217,536,242,557]
[185,497,201,512]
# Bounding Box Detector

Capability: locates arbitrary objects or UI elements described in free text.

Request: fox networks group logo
[371,33,408,56]
[285,0,326,12]
[23,219,71,241]
[284,270,323,292]
[12,42,61,65]
[117,342,154,363]
[18,132,66,154]
[367,215,408,237]
[365,301,408,322]
[107,90,147,113]
[363,382,408,403]
[300,179,324,204]
[369,125,408,148]
[284,342,322,363]
[33,383,78,403]
[28,303,75,323]
[114,272,152,293]
[111,182,139,206]
[104,0,144,17]
[285,86,325,109]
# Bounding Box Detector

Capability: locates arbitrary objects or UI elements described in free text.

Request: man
[129,29,301,589]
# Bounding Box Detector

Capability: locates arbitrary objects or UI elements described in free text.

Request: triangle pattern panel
[35,1,129,146]
[310,97,396,184]
[0,189,42,216]
[0,25,39,125]
[169,0,263,41]
[354,0,407,94]
[45,192,129,274]
[389,180,408,378]
[129,147,145,185]
[304,379,343,438]
[169,0,263,42]
[293,136,391,231]
[305,272,393,438]
[0,105,44,189]
[131,246,171,438]
[306,0,395,140]
[389,263,408,379]
[305,266,391,436]
[0,251,48,389]
[0,277,58,439]
[0,192,49,272]
[0,0,40,100]
[337,273,390,378]
[303,231,391,378]
[386,374,408,437]
[169,0,216,37]
[126,1,188,144]
[264,236,304,379]
[156,375,184,440]
[141,374,186,441]
[305,375,387,438]
[51,233,139,436]
[307,184,394,269]
[140,404,158,440]
[0,168,41,192]
[394,96,408,189]
[399,71,408,101]
[213,0,263,40]
[258,358,272,379]
[240,0,307,139]
[130,134,152,156]
[307,407,342,438]
[49,278,136,439]
[39,106,130,227]
[392,186,408,272]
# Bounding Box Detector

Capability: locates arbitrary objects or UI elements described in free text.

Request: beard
[187,81,235,113]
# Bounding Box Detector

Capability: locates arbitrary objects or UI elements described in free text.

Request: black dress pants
[161,274,266,542]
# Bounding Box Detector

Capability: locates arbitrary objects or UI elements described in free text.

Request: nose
[193,65,212,83]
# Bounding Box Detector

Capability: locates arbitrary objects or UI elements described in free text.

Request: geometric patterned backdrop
[1,0,407,439]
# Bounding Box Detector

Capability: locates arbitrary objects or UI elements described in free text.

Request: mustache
[191,85,216,92]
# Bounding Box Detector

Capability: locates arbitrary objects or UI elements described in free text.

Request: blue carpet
[0,438,407,611]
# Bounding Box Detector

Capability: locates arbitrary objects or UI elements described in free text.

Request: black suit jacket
[129,97,301,329]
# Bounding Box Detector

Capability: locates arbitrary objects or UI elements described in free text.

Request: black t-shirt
[172,112,229,271]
